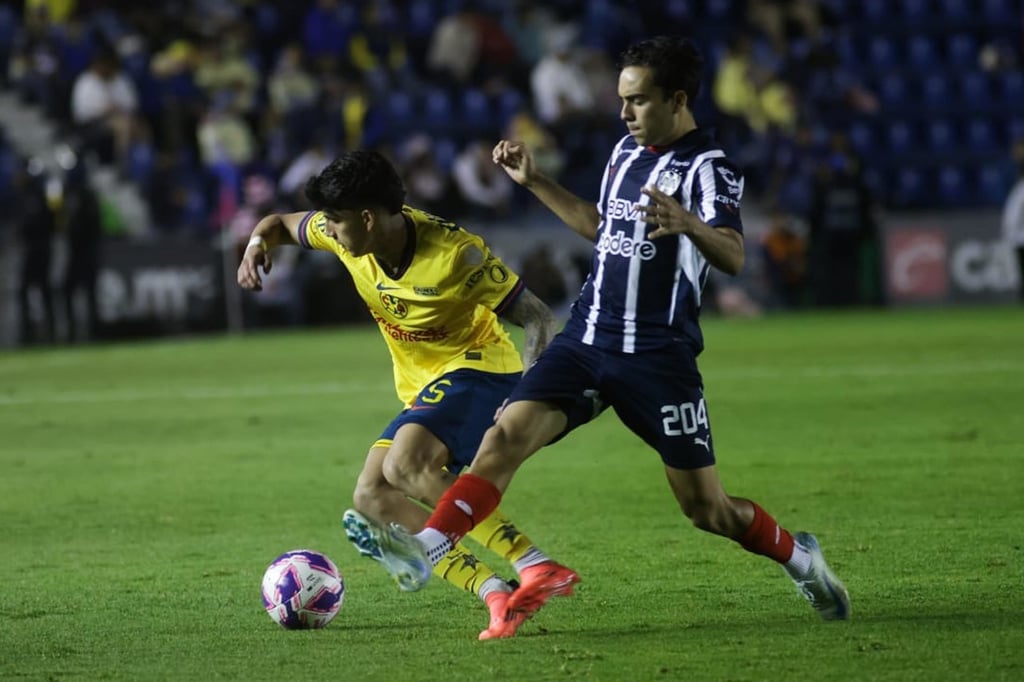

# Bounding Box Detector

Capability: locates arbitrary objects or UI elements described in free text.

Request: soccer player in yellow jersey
[237,150,578,639]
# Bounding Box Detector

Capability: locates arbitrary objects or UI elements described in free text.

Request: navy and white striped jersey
[561,128,744,356]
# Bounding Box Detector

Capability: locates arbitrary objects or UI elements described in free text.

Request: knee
[351,481,375,512]
[478,421,530,464]
[352,475,390,516]
[380,449,434,494]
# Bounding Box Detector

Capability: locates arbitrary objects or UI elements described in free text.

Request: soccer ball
[261,549,344,629]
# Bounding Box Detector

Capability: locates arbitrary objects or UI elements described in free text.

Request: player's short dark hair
[620,36,704,106]
[304,150,406,214]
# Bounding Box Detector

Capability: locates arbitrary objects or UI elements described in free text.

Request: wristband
[247,236,268,252]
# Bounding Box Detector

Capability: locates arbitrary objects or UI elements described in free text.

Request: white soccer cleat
[790,532,850,620]
[341,509,431,592]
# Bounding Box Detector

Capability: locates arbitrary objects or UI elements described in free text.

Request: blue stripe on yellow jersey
[299,205,524,406]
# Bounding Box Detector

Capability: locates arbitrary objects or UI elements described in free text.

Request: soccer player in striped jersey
[357,36,851,624]
[237,150,577,639]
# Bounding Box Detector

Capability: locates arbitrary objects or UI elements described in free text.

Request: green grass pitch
[1,307,1022,681]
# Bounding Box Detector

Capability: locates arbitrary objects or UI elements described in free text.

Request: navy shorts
[378,369,521,472]
[507,335,715,470]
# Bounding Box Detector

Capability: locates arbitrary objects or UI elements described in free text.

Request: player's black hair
[620,36,704,106]
[304,150,406,214]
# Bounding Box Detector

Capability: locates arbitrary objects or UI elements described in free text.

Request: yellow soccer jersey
[296,206,524,406]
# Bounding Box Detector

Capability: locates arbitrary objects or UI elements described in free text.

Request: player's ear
[360,208,375,231]
[674,90,688,112]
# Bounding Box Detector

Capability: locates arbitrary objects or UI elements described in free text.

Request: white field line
[0,382,390,406]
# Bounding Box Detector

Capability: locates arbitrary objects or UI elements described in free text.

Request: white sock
[478,575,512,601]
[512,547,551,573]
[784,542,813,577]
[416,527,453,566]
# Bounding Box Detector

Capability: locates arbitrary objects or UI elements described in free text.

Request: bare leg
[353,447,432,531]
[663,464,754,539]
[466,400,568,493]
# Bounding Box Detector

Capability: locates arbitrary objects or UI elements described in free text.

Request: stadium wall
[0,209,1016,349]
[882,211,1018,305]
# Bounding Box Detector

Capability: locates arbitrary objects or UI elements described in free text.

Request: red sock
[737,502,795,563]
[426,474,503,545]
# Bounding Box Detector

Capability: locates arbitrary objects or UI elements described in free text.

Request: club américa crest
[379,292,408,318]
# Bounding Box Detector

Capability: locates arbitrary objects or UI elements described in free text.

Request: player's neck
[374,213,411,277]
[647,119,698,151]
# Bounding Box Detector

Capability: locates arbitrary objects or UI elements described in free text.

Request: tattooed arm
[499,287,559,373]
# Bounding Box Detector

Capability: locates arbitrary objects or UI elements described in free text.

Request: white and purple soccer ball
[261,549,344,629]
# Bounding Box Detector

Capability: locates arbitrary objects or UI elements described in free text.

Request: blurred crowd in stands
[2,0,1022,342]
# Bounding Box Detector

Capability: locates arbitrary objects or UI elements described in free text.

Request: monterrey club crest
[716,165,742,194]
[379,292,409,319]
[656,168,683,195]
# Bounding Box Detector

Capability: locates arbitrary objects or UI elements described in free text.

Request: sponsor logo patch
[596,230,657,260]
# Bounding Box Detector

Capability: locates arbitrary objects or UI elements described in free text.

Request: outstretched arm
[237,212,308,291]
[493,140,601,241]
[498,286,559,373]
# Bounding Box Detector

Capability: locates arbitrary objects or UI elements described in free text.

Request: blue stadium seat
[460,88,494,137]
[405,0,438,37]
[863,167,885,197]
[927,119,956,151]
[497,88,524,123]
[705,0,735,22]
[938,165,969,205]
[922,74,951,109]
[422,88,454,135]
[879,73,909,108]
[868,36,899,69]
[887,120,916,153]
[384,91,416,134]
[847,121,876,155]
[127,141,156,187]
[1000,71,1024,106]
[900,0,931,21]
[966,119,998,151]
[982,0,1016,23]
[1010,117,1024,141]
[861,0,889,21]
[833,33,858,68]
[947,34,977,68]
[669,0,697,21]
[121,52,150,83]
[0,5,17,49]
[908,36,939,68]
[250,3,279,41]
[810,124,830,148]
[959,72,991,111]
[433,137,458,172]
[895,166,928,207]
[978,165,1011,205]
[939,0,971,19]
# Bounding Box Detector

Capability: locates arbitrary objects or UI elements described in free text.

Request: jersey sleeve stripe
[492,278,525,315]
[698,161,718,222]
[296,211,316,249]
